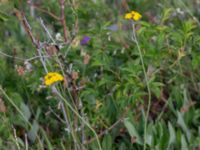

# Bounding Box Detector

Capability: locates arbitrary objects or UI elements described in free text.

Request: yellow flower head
[44,72,64,86]
[125,13,132,19]
[124,11,142,21]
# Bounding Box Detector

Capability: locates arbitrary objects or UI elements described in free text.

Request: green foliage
[0,0,200,149]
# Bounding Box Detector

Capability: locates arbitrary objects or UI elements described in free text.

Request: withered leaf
[0,98,6,113]
[45,45,59,56]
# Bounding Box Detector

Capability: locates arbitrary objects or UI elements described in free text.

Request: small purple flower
[80,36,90,45]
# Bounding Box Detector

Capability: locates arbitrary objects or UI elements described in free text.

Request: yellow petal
[44,72,64,86]
[124,13,132,19]
[133,13,142,21]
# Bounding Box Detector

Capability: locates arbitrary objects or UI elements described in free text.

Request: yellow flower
[132,11,142,21]
[124,11,142,21]
[125,13,132,19]
[44,72,64,86]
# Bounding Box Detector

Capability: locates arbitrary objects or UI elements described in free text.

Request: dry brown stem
[59,0,68,43]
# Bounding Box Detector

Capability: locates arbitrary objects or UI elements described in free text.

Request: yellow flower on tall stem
[124,10,142,21]
[44,72,64,86]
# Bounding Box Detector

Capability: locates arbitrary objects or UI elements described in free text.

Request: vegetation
[0,0,200,150]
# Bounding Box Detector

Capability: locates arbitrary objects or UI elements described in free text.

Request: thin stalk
[59,0,68,42]
[0,87,44,150]
[61,101,81,150]
[39,16,82,149]
[12,126,21,150]
[25,133,29,150]
[131,23,151,150]
[54,88,102,150]
[177,0,200,26]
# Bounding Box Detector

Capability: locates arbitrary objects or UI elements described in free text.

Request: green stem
[54,88,102,150]
[131,23,151,150]
[0,86,44,150]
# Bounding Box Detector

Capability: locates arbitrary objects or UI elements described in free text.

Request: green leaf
[20,103,31,121]
[0,11,9,22]
[28,120,39,143]
[192,55,200,69]
[168,122,176,149]
[181,135,188,150]
[150,81,164,98]
[177,111,191,141]
[102,134,112,150]
[119,142,126,150]
[140,21,151,27]
[124,118,143,145]
[161,8,174,24]
[146,123,154,146]
[40,128,54,150]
